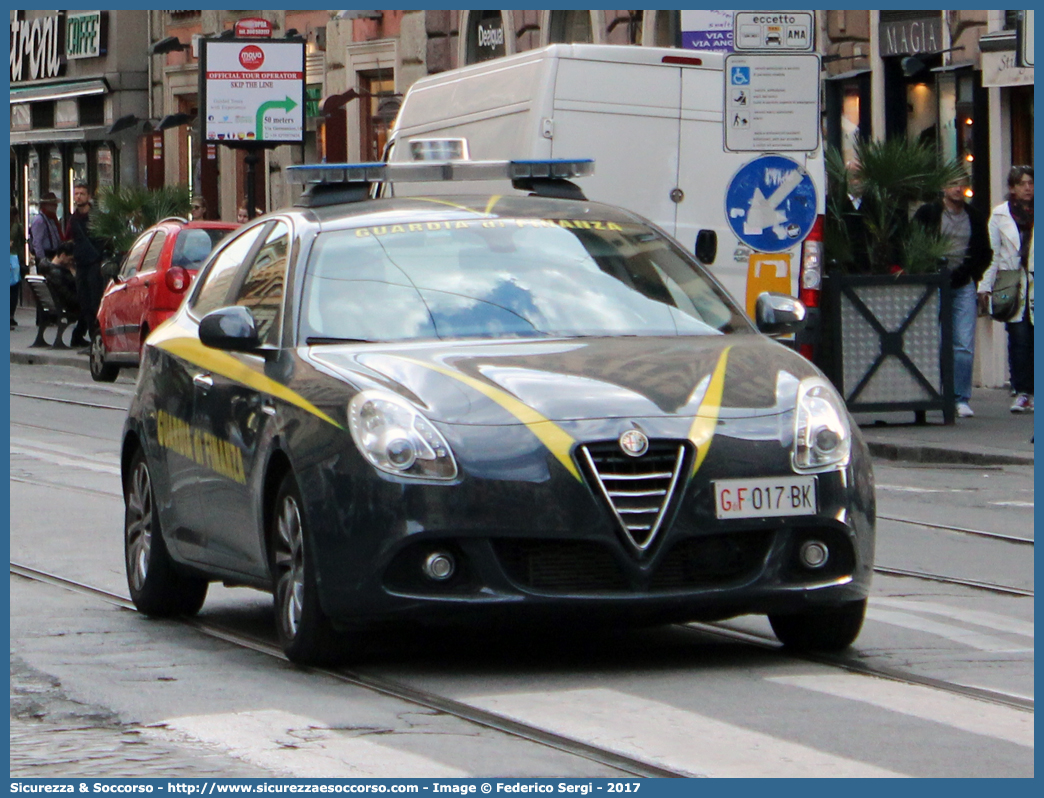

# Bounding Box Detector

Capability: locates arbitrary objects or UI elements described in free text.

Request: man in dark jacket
[65,182,105,347]
[913,178,993,418]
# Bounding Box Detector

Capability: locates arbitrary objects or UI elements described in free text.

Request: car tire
[90,330,120,383]
[124,448,208,617]
[768,599,867,652]
[271,473,342,665]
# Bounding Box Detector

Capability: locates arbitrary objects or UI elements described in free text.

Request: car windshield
[300,217,750,343]
[171,228,233,269]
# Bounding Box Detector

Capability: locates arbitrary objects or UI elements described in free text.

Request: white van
[386,43,826,323]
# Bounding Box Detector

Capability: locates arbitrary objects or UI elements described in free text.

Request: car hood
[307,335,823,426]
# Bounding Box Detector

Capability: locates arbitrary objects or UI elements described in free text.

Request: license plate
[714,476,817,519]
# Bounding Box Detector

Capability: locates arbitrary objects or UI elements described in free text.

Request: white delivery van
[386,43,826,322]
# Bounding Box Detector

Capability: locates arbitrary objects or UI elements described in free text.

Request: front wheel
[271,473,343,665]
[768,599,867,652]
[124,448,208,616]
[90,330,119,382]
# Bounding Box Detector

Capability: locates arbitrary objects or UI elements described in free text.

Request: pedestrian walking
[28,191,64,266]
[979,165,1034,413]
[913,176,992,418]
[65,183,105,348]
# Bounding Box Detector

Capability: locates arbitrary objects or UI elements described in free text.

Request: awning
[8,126,111,145]
[825,68,871,81]
[10,78,108,104]
[931,60,976,73]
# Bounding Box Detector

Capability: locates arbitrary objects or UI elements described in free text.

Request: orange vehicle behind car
[91,218,237,382]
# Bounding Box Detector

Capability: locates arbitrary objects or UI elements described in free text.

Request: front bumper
[299,416,875,630]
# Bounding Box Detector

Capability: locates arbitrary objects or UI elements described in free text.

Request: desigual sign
[10,15,64,82]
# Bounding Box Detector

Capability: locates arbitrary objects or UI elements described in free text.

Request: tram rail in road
[11,560,1034,735]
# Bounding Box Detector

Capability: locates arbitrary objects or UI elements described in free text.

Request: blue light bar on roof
[286,159,594,186]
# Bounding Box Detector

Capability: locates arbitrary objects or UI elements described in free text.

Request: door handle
[192,372,213,391]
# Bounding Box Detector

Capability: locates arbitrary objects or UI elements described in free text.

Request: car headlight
[348,390,458,480]
[792,376,851,473]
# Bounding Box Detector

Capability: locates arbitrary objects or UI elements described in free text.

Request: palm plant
[825,138,967,274]
[89,184,192,257]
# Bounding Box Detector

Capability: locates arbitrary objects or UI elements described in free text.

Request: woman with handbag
[979,165,1034,413]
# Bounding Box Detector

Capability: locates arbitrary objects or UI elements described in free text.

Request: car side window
[119,234,153,281]
[234,221,289,345]
[191,225,268,319]
[138,231,167,275]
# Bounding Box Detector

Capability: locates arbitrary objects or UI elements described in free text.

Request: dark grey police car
[121,160,875,664]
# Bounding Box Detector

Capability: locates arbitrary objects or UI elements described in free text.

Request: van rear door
[549,56,681,237]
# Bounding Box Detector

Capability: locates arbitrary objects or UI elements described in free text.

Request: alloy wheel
[126,460,153,593]
[274,494,305,640]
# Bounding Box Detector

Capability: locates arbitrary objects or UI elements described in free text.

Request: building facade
[819,10,1034,387]
[10,9,149,244]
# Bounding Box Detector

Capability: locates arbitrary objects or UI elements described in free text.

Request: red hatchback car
[91,218,237,381]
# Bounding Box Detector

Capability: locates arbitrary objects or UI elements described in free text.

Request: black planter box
[816,272,955,425]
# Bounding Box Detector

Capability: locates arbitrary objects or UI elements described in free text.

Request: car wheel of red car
[90,329,120,383]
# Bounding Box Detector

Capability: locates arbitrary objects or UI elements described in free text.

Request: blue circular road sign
[724,155,818,253]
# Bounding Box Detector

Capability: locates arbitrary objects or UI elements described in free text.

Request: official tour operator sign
[202,39,305,144]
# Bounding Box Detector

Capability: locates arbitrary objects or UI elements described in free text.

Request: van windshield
[300,218,750,343]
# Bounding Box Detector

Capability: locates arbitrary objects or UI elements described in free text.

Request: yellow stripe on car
[154,335,344,430]
[688,348,730,476]
[398,356,582,482]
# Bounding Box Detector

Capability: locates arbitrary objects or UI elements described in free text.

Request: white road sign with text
[203,40,305,144]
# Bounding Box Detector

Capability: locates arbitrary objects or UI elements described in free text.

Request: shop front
[9,10,148,261]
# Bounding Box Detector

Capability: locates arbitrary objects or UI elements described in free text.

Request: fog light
[799,540,829,569]
[422,552,455,581]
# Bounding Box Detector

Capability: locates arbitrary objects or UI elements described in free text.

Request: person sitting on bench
[41,241,80,319]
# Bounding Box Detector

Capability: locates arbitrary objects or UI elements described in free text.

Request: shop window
[841,84,863,166]
[1010,85,1034,166]
[31,102,55,129]
[359,73,397,161]
[548,11,593,43]
[97,145,115,189]
[465,11,506,63]
[605,11,642,45]
[27,150,41,213]
[72,148,88,190]
[653,11,679,47]
[48,148,63,203]
[906,79,938,146]
[79,95,105,127]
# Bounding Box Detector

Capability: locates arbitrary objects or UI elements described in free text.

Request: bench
[24,274,77,349]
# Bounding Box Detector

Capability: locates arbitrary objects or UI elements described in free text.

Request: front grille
[580,441,687,551]
[650,531,773,590]
[494,540,628,592]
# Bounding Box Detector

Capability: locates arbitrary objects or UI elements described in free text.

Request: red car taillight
[798,214,824,309]
[165,266,190,293]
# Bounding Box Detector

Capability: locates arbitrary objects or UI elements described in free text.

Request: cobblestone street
[11,655,268,778]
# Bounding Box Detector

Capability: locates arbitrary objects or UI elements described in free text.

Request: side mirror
[755,292,807,337]
[695,229,717,265]
[199,306,262,352]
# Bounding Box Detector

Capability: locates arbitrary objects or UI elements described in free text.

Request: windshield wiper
[306,336,378,345]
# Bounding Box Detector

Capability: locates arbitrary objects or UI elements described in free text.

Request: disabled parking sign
[725,154,818,253]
